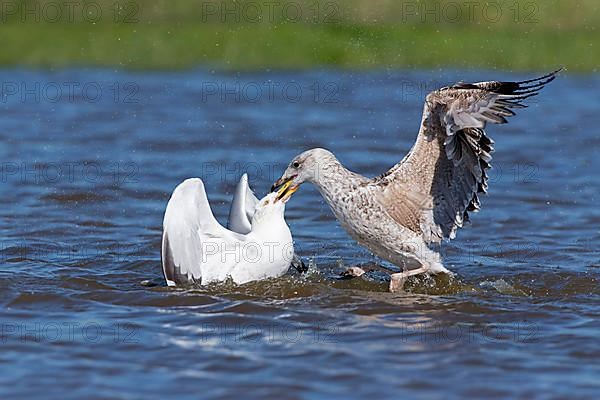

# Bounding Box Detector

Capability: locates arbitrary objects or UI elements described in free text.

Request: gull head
[251,192,287,225]
[271,148,337,201]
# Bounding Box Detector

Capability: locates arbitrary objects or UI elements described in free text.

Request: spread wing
[227,173,259,234]
[161,178,242,286]
[374,69,561,243]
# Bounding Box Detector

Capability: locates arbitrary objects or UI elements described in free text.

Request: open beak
[272,176,299,202]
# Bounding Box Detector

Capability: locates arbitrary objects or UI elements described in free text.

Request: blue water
[0,68,599,399]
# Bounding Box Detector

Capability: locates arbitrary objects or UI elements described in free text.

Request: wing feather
[161,178,234,286]
[227,173,259,234]
[375,69,561,243]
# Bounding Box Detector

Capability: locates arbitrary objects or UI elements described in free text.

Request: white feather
[161,177,293,286]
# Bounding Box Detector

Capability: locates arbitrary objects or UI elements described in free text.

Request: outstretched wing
[161,178,235,286]
[375,69,560,243]
[227,173,259,234]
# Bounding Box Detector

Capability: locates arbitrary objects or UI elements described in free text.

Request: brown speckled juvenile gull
[272,70,560,292]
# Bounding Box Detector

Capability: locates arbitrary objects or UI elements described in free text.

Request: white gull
[161,174,297,286]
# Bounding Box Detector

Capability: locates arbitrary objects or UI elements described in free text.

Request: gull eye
[292,161,300,169]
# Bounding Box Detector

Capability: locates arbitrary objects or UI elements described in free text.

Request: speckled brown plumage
[274,70,561,288]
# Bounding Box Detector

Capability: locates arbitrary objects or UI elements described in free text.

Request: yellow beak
[275,179,299,202]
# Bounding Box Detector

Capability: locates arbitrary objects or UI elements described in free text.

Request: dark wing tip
[514,67,564,86]
[161,232,198,286]
[449,68,563,95]
[491,68,562,96]
[161,233,176,285]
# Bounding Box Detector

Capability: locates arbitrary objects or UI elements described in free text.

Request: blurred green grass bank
[0,0,597,71]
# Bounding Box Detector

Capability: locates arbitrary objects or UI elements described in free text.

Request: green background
[0,0,597,71]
